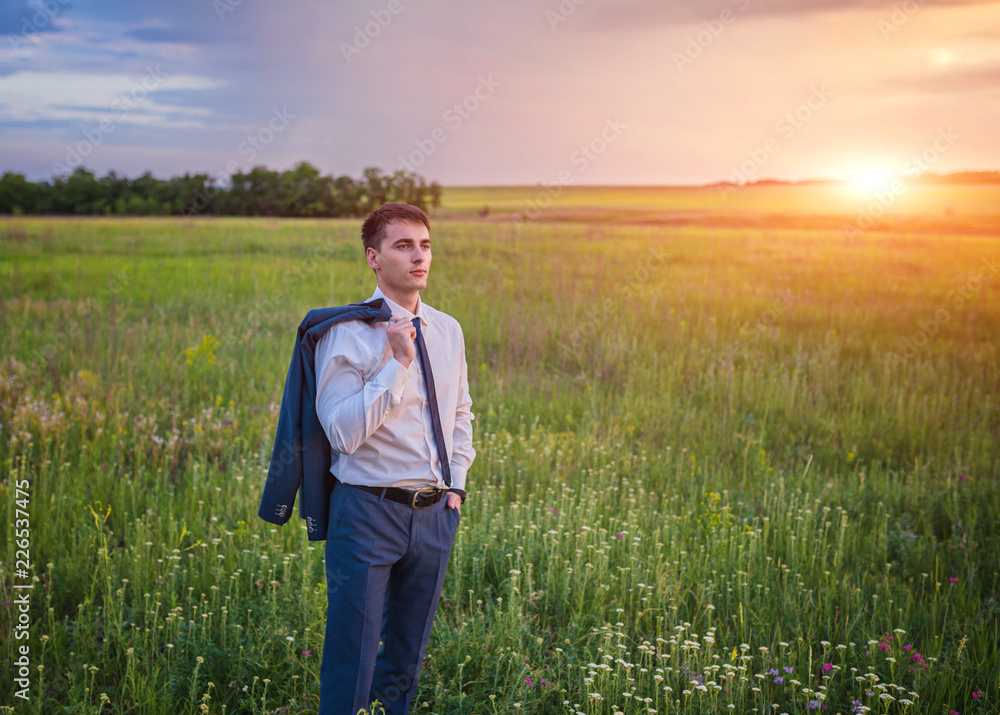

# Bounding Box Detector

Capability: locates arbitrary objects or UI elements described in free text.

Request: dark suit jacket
[257,298,392,540]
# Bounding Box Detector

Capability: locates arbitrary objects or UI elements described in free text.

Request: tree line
[0,162,442,217]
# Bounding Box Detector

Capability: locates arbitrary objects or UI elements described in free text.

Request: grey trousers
[319,482,460,714]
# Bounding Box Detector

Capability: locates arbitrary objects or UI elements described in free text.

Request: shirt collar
[369,284,431,328]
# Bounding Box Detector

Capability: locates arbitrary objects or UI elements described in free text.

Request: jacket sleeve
[315,325,412,456]
[257,338,305,526]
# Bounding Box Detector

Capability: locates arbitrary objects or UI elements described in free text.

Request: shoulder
[315,312,382,364]
[422,301,464,337]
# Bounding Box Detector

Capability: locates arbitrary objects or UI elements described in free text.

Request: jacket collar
[369,284,432,328]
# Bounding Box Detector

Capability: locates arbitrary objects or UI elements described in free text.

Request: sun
[849,167,899,194]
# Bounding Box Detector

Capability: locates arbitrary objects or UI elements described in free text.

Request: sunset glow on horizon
[0,0,998,186]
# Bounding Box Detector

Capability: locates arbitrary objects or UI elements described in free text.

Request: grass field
[1,184,999,714]
[437,183,1000,236]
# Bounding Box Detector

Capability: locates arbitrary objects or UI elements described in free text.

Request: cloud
[582,0,1000,30]
[890,62,1000,94]
[1,0,70,36]
[0,70,223,127]
[124,26,219,45]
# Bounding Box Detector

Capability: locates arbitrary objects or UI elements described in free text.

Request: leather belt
[348,483,445,508]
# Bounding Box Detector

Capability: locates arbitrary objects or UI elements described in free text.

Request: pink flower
[822,663,833,673]
[949,577,959,586]
[525,676,534,687]
[301,650,312,657]
[950,710,960,714]
[972,692,983,699]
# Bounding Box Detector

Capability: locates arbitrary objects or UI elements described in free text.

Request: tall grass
[0,215,997,714]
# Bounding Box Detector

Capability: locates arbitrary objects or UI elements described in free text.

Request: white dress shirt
[314,284,475,491]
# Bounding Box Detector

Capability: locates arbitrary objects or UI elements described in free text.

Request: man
[315,202,475,714]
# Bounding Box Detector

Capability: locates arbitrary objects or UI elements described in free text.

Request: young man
[316,202,475,714]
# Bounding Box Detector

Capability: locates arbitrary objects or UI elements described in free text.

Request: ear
[366,246,379,272]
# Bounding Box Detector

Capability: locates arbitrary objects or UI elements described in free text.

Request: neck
[378,281,419,314]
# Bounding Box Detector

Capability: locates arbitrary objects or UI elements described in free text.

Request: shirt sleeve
[448,326,476,491]
[315,325,411,456]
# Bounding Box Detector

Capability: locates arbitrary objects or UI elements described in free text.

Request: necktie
[412,317,452,487]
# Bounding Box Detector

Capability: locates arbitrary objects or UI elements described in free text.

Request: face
[366,220,432,297]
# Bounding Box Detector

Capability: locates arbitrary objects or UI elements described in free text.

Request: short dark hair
[361,203,430,253]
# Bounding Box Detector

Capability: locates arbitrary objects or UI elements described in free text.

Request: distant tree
[169,173,218,216]
[363,167,389,209]
[53,168,105,214]
[0,164,439,217]
[279,161,334,217]
[229,167,282,216]
[330,175,363,216]
[0,172,41,214]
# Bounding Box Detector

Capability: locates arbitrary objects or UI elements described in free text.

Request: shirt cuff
[449,464,468,491]
[375,357,411,402]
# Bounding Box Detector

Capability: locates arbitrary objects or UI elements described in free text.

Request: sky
[1,0,999,186]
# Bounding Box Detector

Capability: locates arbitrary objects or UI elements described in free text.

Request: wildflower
[302,650,312,657]
[949,578,959,586]
[525,677,533,687]
[972,692,983,699]
[783,666,793,673]
[808,701,820,710]
[822,663,833,673]
[774,677,784,685]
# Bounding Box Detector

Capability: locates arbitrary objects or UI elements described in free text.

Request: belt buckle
[411,489,438,508]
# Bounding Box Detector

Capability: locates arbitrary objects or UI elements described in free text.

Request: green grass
[0,205,998,714]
